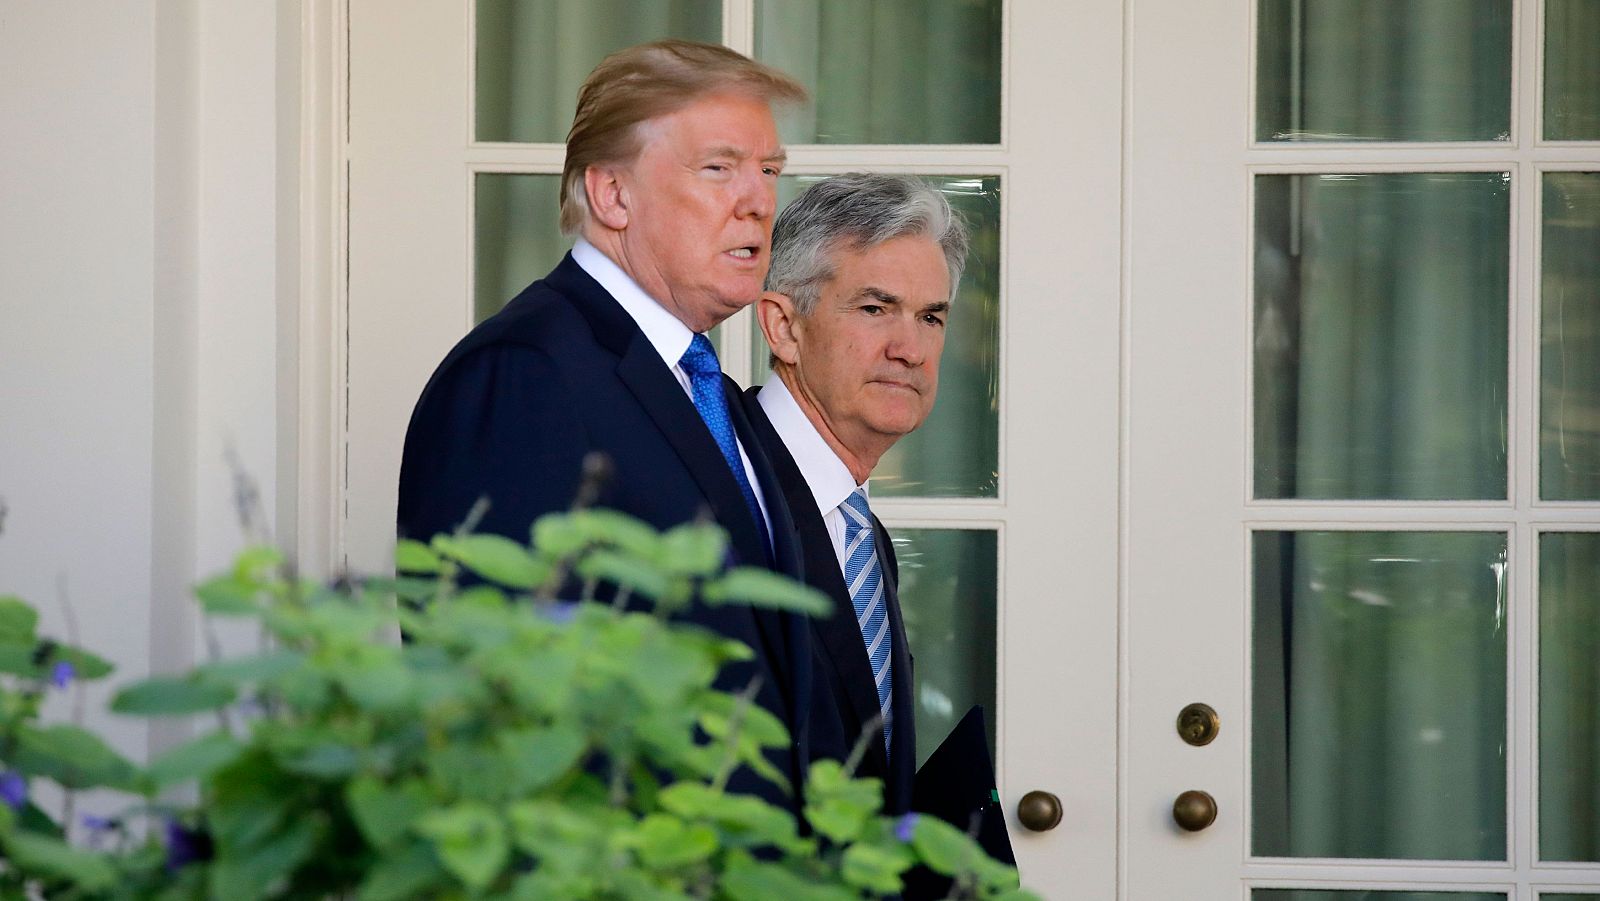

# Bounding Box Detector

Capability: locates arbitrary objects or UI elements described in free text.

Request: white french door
[1125,1,1600,899]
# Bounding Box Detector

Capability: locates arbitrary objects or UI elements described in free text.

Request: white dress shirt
[571,239,770,528]
[756,376,868,573]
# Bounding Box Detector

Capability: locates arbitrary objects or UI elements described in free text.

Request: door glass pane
[891,527,997,767]
[1256,0,1512,142]
[1544,0,1600,141]
[1540,532,1600,862]
[751,175,1001,498]
[475,174,569,323]
[754,0,1002,144]
[1254,893,1504,901]
[475,0,721,143]
[1254,173,1510,500]
[1540,172,1600,500]
[1252,530,1508,860]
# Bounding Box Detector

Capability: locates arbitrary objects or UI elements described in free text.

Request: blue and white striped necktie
[841,488,893,752]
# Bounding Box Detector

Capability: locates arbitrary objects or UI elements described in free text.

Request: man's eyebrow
[701,147,787,165]
[922,301,952,314]
[857,287,902,305]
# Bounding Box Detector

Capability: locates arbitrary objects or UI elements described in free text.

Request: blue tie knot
[679,334,720,378]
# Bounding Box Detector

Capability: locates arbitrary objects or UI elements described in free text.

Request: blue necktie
[841,488,893,752]
[679,335,769,559]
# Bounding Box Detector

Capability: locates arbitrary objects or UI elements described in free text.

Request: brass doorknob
[1017,790,1063,832]
[1172,790,1217,832]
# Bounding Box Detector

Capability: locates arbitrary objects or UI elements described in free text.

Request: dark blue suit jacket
[739,385,918,815]
[397,253,815,814]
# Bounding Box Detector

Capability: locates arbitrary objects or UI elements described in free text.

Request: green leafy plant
[0,505,1037,900]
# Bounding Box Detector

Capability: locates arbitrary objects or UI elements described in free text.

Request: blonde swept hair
[559,40,808,235]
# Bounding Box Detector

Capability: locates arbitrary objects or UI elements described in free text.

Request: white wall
[0,0,295,769]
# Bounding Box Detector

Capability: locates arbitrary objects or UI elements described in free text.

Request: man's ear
[583,165,630,231]
[756,291,802,366]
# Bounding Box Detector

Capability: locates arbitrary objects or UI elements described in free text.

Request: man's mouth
[726,246,759,260]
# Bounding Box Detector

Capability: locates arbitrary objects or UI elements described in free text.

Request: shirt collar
[572,238,696,370]
[757,376,865,515]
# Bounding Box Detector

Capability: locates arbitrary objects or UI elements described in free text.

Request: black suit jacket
[397,253,813,814]
[739,385,918,814]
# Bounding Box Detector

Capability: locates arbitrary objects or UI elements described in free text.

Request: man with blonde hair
[398,41,812,813]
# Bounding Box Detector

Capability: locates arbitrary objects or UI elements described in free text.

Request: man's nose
[735,167,777,220]
[886,320,928,367]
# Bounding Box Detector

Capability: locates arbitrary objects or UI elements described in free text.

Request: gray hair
[764,173,970,315]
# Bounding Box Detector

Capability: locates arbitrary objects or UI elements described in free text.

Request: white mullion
[1512,519,1533,878]
[779,147,1011,171]
[465,146,566,169]
[1523,522,1543,873]
[722,0,754,55]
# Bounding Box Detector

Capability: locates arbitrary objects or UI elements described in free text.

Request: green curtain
[753,0,1001,145]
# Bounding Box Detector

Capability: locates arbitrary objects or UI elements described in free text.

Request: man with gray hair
[739,173,969,816]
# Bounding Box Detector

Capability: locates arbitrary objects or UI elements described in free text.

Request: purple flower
[163,818,213,872]
[82,814,116,831]
[539,601,579,625]
[49,660,74,689]
[0,772,27,811]
[894,812,920,843]
[82,815,119,848]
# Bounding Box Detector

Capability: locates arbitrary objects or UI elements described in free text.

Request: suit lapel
[613,345,768,568]
[741,387,891,778]
[725,382,810,745]
[550,254,770,570]
[876,518,918,810]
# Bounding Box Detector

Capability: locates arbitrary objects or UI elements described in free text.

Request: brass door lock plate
[1177,702,1220,746]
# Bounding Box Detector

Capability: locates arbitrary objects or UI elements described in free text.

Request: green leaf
[802,759,883,844]
[623,814,717,869]
[657,784,802,849]
[347,777,431,850]
[531,513,586,558]
[498,725,586,794]
[703,568,833,616]
[700,691,792,749]
[909,813,984,878]
[356,839,445,901]
[279,742,362,778]
[234,544,285,577]
[111,675,236,716]
[2,831,116,890]
[432,534,547,589]
[840,841,914,894]
[720,857,859,901]
[571,508,663,557]
[208,749,298,852]
[659,522,728,576]
[335,657,414,713]
[414,802,508,891]
[147,731,246,786]
[394,539,443,574]
[574,549,670,599]
[0,597,38,644]
[52,644,113,680]
[196,649,306,685]
[13,724,139,790]
[207,816,321,901]
[0,642,38,677]
[194,574,260,615]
